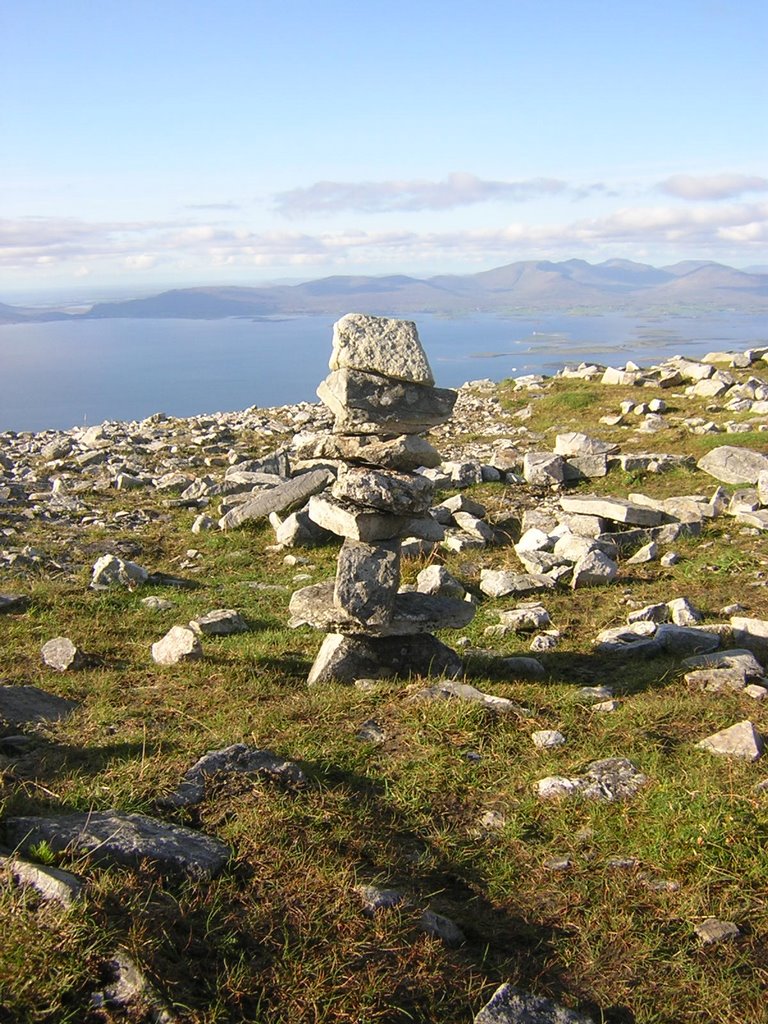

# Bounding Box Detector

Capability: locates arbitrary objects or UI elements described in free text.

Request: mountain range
[3,258,768,324]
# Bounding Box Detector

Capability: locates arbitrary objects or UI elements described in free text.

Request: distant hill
[2,259,768,323]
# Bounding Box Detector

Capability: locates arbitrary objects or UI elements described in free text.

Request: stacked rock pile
[288,314,475,684]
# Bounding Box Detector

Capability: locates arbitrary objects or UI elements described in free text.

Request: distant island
[3,258,768,324]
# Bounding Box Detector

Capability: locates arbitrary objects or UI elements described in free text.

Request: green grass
[2,381,768,1023]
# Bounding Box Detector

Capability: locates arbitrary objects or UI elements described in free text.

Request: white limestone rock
[91,554,149,589]
[151,625,203,665]
[697,446,768,484]
[329,313,434,384]
[696,720,763,760]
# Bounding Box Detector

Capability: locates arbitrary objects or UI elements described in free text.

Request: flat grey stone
[160,743,306,808]
[330,313,434,384]
[538,758,646,802]
[560,494,663,526]
[0,684,77,726]
[554,432,619,457]
[667,597,702,626]
[0,854,84,907]
[532,729,566,748]
[697,445,768,484]
[141,596,176,611]
[308,493,443,542]
[151,625,203,665]
[479,569,556,598]
[497,605,551,632]
[696,720,763,760]
[3,811,230,879]
[473,983,594,1023]
[412,680,520,711]
[289,582,475,635]
[307,632,462,685]
[317,369,456,434]
[655,624,720,656]
[628,602,669,624]
[685,667,748,692]
[218,469,331,530]
[694,918,740,944]
[0,593,27,613]
[523,452,568,486]
[681,648,764,678]
[189,609,249,636]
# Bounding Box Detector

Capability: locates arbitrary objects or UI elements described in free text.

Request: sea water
[1,312,766,432]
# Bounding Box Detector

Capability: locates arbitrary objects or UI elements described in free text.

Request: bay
[1,312,767,432]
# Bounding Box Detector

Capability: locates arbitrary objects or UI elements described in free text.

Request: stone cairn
[288,313,475,684]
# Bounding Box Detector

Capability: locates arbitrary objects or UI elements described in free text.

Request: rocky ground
[2,344,768,1022]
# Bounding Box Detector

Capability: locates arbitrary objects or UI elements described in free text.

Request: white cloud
[656,174,768,201]
[273,173,570,216]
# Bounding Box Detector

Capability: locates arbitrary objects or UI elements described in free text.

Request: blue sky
[3,0,767,295]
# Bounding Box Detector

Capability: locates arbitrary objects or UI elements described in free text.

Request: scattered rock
[532,729,566,748]
[0,684,77,726]
[418,909,465,946]
[696,720,763,761]
[3,811,230,879]
[189,608,249,636]
[90,554,149,589]
[151,625,203,665]
[473,983,594,1024]
[90,950,177,1023]
[160,743,306,808]
[694,918,740,944]
[0,855,84,907]
[40,636,84,672]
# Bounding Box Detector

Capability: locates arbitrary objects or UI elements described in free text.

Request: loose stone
[151,625,203,665]
[41,636,84,672]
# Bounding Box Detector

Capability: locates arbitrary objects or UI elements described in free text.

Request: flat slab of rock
[330,313,434,384]
[161,743,306,808]
[696,720,763,760]
[3,811,230,879]
[0,593,27,613]
[289,581,475,635]
[307,632,462,685]
[0,684,77,726]
[730,617,768,658]
[681,648,764,679]
[412,680,520,711]
[419,908,465,946]
[474,983,594,1024]
[308,493,443,542]
[538,758,647,802]
[560,494,663,526]
[479,569,556,598]
[697,445,768,484]
[189,609,249,636]
[323,432,442,471]
[151,625,203,665]
[694,918,740,944]
[0,854,83,907]
[317,368,456,434]
[91,950,177,1023]
[218,469,332,530]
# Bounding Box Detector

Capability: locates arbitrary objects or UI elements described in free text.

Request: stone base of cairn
[288,313,474,684]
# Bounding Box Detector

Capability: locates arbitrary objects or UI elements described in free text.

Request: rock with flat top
[0,593,27,613]
[571,550,617,588]
[3,811,230,879]
[334,539,400,623]
[218,469,332,530]
[560,494,663,526]
[0,855,83,907]
[416,564,465,599]
[307,632,462,685]
[694,918,740,945]
[317,369,456,435]
[325,432,442,471]
[473,983,594,1024]
[419,909,465,946]
[308,494,443,543]
[412,680,520,711]
[554,432,619,457]
[730,617,768,658]
[189,609,248,636]
[480,569,556,598]
[697,446,768,484]
[696,720,763,760]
